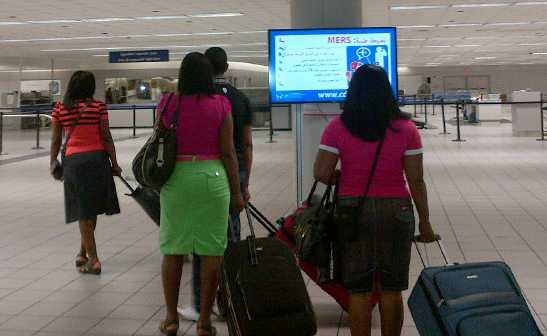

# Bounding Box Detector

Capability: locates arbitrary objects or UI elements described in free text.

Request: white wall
[399,65,547,96]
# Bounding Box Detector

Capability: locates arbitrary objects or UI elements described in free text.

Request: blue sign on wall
[109,50,169,63]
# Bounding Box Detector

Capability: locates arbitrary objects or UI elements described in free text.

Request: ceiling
[0,0,546,70]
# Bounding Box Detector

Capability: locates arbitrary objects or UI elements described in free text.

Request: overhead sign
[109,50,169,63]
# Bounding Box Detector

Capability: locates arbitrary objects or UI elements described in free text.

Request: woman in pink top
[158,53,244,336]
[314,65,436,336]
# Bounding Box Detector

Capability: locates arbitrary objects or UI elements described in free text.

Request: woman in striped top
[50,71,121,275]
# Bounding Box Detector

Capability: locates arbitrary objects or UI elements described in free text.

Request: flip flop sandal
[159,319,179,336]
[197,322,217,336]
[75,254,88,268]
[78,260,101,275]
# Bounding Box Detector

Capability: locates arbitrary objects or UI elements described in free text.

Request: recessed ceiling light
[532,52,547,55]
[519,42,547,46]
[137,15,188,20]
[452,3,511,8]
[189,12,243,18]
[464,36,492,40]
[390,5,448,10]
[230,50,268,53]
[0,21,27,25]
[475,56,497,59]
[486,22,530,26]
[398,25,435,29]
[28,19,81,24]
[84,18,135,22]
[426,63,442,65]
[440,23,483,27]
[455,44,481,47]
[515,1,547,5]
[238,30,268,34]
[92,54,109,57]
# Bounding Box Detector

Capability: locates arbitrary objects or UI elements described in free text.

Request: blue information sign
[109,50,169,63]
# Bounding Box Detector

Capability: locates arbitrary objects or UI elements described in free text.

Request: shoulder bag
[334,138,385,286]
[51,102,87,181]
[293,180,337,282]
[132,93,180,189]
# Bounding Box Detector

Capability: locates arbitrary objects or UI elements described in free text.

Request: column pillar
[290,0,363,202]
[291,0,362,28]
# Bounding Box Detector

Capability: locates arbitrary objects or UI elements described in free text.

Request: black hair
[63,71,96,109]
[178,52,215,96]
[341,64,409,142]
[204,47,229,76]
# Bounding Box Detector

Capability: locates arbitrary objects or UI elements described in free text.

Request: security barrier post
[0,112,6,155]
[538,100,546,142]
[132,105,137,137]
[453,102,466,142]
[440,99,450,135]
[32,110,44,150]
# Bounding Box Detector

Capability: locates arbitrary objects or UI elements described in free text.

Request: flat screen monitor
[269,27,398,104]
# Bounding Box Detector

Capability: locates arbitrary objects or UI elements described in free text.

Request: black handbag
[132,93,179,189]
[52,103,86,181]
[294,181,336,282]
[335,138,384,287]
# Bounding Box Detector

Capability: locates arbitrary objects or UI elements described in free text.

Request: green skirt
[160,160,230,256]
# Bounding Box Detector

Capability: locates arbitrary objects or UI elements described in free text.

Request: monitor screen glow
[269,27,398,104]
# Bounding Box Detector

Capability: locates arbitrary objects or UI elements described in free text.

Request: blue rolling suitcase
[408,237,544,336]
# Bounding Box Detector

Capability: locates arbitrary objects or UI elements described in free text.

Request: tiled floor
[1,113,547,335]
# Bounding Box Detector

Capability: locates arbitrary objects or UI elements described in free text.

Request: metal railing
[398,98,546,142]
[0,102,281,155]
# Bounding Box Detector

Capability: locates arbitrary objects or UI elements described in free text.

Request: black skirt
[63,151,120,223]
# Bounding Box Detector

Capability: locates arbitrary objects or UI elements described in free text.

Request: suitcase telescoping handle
[247,202,277,235]
[244,206,259,267]
[413,235,451,268]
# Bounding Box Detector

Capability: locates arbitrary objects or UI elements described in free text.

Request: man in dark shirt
[178,47,253,321]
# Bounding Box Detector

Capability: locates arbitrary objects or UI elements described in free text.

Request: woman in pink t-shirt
[315,65,436,336]
[158,53,244,336]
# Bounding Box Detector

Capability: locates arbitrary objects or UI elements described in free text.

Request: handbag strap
[359,137,385,205]
[156,93,175,128]
[60,101,89,157]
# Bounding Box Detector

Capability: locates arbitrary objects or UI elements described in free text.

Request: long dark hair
[63,71,96,109]
[341,64,409,141]
[178,52,215,96]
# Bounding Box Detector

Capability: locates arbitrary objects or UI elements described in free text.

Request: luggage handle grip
[413,234,451,268]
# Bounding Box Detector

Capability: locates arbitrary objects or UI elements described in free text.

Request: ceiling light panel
[390,5,448,10]
[515,1,547,5]
[452,3,511,8]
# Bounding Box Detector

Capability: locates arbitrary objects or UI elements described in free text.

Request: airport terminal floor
[1,111,547,335]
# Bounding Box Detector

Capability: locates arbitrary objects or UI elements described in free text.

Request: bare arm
[220,116,244,213]
[49,121,63,171]
[314,149,339,185]
[404,154,435,241]
[100,119,122,175]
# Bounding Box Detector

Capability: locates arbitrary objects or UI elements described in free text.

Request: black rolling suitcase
[219,207,317,336]
[408,236,544,336]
